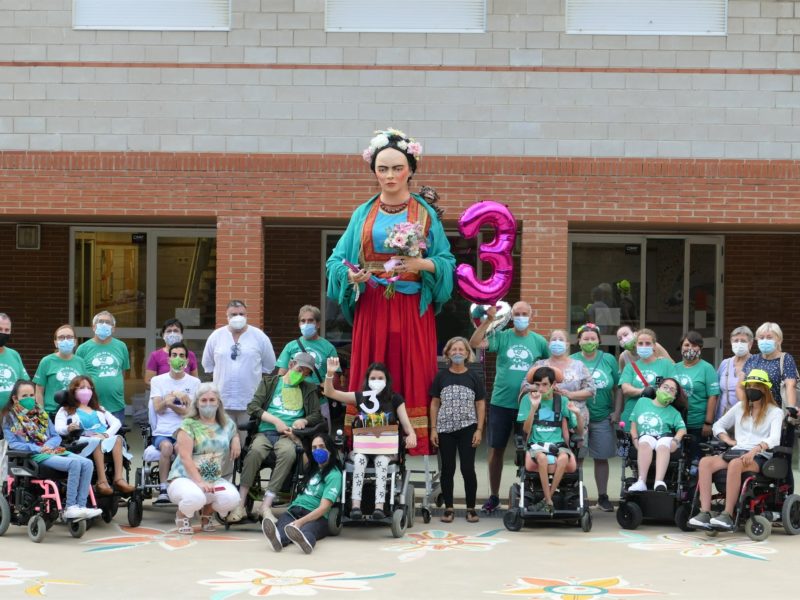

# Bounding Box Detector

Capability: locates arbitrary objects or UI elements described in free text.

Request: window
[325,0,486,33]
[566,0,727,36]
[73,0,231,31]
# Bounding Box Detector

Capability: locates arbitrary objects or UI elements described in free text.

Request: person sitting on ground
[54,375,135,496]
[2,379,102,521]
[227,352,323,524]
[166,382,241,534]
[689,369,783,530]
[323,357,417,521]
[261,433,342,554]
[522,367,584,513]
[627,377,687,492]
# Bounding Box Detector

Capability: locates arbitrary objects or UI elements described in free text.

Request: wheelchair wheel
[434,493,443,508]
[405,486,416,529]
[27,515,46,543]
[327,506,343,536]
[704,528,719,537]
[616,501,643,530]
[0,495,10,536]
[508,483,521,511]
[390,508,407,538]
[128,497,144,528]
[503,508,523,532]
[69,518,87,539]
[744,514,771,542]
[579,510,592,532]
[99,496,115,524]
[674,503,693,532]
[781,494,800,535]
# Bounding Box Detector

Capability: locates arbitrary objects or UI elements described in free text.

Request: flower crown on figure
[362,128,423,164]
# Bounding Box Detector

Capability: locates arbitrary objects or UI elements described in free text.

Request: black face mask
[0,332,9,348]
[745,388,764,402]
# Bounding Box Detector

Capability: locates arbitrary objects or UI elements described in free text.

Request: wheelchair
[503,425,592,533]
[223,419,327,529]
[615,430,694,531]
[326,428,415,539]
[686,407,800,541]
[0,437,98,543]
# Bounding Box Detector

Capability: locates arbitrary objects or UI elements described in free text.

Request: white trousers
[167,477,239,517]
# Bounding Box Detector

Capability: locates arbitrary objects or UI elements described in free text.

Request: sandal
[465,509,480,523]
[175,517,193,535]
[440,509,455,523]
[201,515,217,533]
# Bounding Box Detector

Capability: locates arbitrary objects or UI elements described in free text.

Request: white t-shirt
[712,401,784,456]
[149,372,201,437]
[201,325,276,410]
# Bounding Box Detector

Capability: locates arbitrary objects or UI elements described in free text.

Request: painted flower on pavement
[627,533,777,561]
[198,569,395,598]
[83,524,252,553]
[0,562,82,596]
[383,528,507,562]
[490,576,661,599]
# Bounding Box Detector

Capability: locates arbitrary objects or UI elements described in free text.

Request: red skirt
[349,285,437,455]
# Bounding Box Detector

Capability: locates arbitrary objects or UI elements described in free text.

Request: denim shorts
[153,435,176,450]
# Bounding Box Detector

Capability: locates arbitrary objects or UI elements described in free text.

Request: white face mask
[228,315,247,330]
[368,379,386,393]
[731,341,749,357]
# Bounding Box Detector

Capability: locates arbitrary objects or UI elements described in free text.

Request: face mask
[0,332,9,348]
[312,448,330,465]
[682,348,701,362]
[451,354,466,365]
[75,388,93,405]
[731,342,749,357]
[299,323,316,338]
[228,315,247,330]
[619,335,635,351]
[513,317,529,331]
[164,332,182,346]
[198,404,217,419]
[637,346,654,359]
[57,339,76,354]
[19,396,36,412]
[368,379,386,393]
[288,370,304,386]
[95,323,112,340]
[580,341,598,354]
[549,340,567,356]
[169,357,188,372]
[757,339,776,355]
[655,389,674,406]
[745,388,764,403]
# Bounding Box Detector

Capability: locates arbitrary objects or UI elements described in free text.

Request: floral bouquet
[382,221,427,298]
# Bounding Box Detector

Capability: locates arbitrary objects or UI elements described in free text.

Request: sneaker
[654,481,667,492]
[261,517,282,552]
[531,499,548,513]
[710,511,734,529]
[481,495,501,513]
[261,506,277,523]
[627,479,647,493]
[349,507,363,520]
[689,511,711,528]
[226,505,247,523]
[284,524,313,554]
[543,502,554,515]
[63,505,84,520]
[154,493,171,505]
[81,507,103,520]
[372,508,386,520]
[596,494,614,512]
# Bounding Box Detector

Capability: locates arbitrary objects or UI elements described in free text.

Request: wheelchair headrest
[54,389,70,407]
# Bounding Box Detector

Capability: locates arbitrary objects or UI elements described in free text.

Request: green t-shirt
[619,358,675,432]
[258,379,306,433]
[526,396,577,446]
[572,351,619,422]
[0,347,30,410]
[33,353,86,413]
[75,338,130,413]
[290,468,343,516]
[276,337,338,405]
[630,397,686,438]
[487,329,549,409]
[672,359,721,429]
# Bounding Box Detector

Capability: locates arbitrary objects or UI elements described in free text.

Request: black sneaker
[284,524,313,554]
[481,495,501,513]
[372,508,386,520]
[261,517,283,552]
[597,494,614,512]
[349,507,363,520]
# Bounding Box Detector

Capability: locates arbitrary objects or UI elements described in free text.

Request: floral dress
[167,418,236,483]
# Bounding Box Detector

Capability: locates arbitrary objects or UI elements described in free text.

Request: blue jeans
[276,507,329,549]
[41,454,94,508]
[111,410,126,424]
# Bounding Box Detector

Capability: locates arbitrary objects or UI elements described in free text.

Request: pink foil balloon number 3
[455,201,517,305]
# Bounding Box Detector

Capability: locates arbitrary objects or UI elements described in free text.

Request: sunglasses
[230,342,240,361]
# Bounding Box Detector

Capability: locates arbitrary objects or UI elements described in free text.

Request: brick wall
[0,224,70,375]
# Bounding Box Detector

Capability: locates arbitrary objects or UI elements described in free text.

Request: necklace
[379,197,409,214]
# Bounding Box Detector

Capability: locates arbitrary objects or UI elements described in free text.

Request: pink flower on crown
[407,142,422,158]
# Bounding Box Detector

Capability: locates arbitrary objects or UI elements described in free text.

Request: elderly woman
[740,322,797,408]
[144,318,199,387]
[619,329,676,432]
[2,379,101,521]
[167,382,241,534]
[33,324,86,414]
[54,375,134,495]
[689,369,783,529]
[717,326,754,419]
